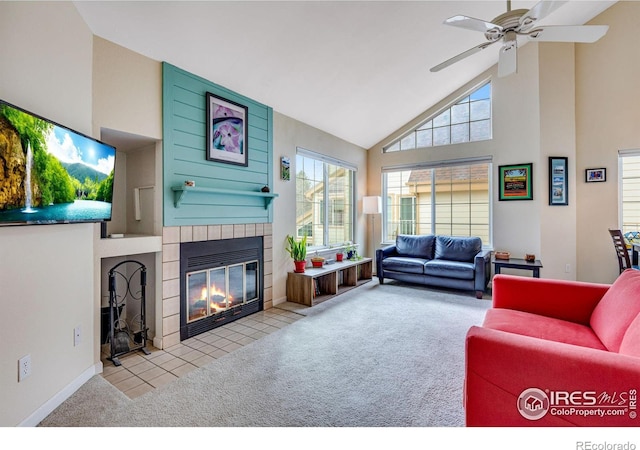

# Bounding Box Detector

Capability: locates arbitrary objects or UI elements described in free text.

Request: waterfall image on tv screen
[0,99,116,226]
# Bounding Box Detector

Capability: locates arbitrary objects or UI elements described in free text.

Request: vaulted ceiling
[73,1,616,149]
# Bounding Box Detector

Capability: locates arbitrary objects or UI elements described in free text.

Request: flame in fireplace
[209,283,232,312]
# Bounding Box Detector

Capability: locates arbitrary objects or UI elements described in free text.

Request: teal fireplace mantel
[171,185,278,210]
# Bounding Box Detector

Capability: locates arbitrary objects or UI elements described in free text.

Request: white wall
[576,1,640,284]
[92,36,162,141]
[272,112,368,303]
[539,43,577,281]
[0,2,97,426]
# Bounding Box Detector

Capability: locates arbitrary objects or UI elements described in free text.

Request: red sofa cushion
[483,308,607,350]
[619,313,640,357]
[590,269,640,352]
[491,274,608,325]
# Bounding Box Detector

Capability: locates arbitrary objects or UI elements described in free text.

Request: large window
[296,149,355,248]
[619,151,640,235]
[384,81,492,153]
[382,160,492,246]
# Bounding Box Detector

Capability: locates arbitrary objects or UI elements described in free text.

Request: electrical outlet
[74,325,82,347]
[565,264,571,273]
[18,354,31,382]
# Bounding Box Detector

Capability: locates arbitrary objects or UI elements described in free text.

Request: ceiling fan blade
[519,1,567,30]
[498,34,517,78]
[444,15,503,34]
[527,25,609,43]
[430,41,497,73]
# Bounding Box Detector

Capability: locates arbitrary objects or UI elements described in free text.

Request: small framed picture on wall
[281,156,290,181]
[585,168,606,182]
[549,157,568,206]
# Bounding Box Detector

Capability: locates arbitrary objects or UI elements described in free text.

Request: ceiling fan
[430,0,609,77]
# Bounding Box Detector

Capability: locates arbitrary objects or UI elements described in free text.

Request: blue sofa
[376,234,491,299]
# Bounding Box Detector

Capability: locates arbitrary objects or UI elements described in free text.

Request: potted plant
[286,234,307,273]
[345,242,358,260]
[311,252,325,268]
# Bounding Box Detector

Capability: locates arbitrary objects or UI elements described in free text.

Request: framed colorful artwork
[585,168,606,182]
[206,92,248,166]
[498,163,533,201]
[281,156,290,181]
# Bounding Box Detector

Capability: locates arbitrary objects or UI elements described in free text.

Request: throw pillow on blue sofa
[395,234,435,259]
[434,236,482,262]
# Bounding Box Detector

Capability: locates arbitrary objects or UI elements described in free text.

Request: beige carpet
[39,279,490,427]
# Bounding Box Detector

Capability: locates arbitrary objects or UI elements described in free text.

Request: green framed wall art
[498,163,533,201]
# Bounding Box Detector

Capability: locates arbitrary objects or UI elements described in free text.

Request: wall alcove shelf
[171,185,279,209]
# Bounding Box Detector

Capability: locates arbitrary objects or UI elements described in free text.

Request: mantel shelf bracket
[171,185,278,209]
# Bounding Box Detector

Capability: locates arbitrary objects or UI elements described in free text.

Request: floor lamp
[363,196,382,259]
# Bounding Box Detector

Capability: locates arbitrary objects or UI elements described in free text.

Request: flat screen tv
[0,99,116,226]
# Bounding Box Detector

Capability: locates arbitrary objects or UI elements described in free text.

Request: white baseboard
[19,363,102,427]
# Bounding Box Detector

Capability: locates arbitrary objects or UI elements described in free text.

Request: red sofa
[465,269,640,426]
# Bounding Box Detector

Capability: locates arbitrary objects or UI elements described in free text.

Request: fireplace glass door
[186,260,259,324]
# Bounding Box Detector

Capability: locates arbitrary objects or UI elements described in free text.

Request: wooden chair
[609,229,637,274]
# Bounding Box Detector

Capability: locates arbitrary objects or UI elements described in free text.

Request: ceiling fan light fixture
[431,0,608,77]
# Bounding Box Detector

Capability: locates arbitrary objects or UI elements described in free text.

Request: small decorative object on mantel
[494,251,510,260]
[185,180,195,187]
[525,254,536,262]
[261,185,270,193]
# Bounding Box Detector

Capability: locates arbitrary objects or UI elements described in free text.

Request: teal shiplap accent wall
[163,62,274,226]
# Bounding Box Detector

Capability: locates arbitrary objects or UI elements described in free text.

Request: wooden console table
[286,257,373,307]
[493,257,543,278]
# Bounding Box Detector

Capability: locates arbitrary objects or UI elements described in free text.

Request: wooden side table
[493,257,543,278]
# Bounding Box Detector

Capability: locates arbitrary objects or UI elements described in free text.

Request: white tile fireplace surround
[161,223,273,349]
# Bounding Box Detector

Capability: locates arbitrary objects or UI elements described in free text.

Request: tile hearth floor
[100,304,305,398]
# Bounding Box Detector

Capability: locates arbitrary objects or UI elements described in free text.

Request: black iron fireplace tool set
[107,260,151,366]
